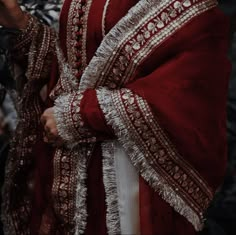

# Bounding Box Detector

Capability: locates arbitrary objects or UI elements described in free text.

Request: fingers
[43,128,63,147]
[41,107,63,146]
[40,115,46,126]
[40,108,52,125]
[43,124,58,141]
[43,122,62,146]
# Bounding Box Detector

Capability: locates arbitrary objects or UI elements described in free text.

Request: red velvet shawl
[2,0,231,235]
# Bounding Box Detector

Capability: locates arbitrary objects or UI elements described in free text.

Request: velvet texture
[79,5,231,235]
[29,0,231,234]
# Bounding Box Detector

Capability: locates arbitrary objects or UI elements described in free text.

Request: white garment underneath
[114,144,140,235]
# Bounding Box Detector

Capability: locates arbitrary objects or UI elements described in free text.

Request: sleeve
[52,30,231,229]
[53,11,231,167]
[53,88,114,147]
[52,6,232,231]
[11,13,57,82]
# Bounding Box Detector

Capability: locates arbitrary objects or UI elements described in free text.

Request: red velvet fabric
[30,1,231,234]
[79,6,231,235]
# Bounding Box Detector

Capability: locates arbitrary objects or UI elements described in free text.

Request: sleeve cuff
[80,89,114,138]
[53,89,114,147]
[53,91,96,148]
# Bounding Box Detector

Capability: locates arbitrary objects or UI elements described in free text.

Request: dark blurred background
[0,1,236,235]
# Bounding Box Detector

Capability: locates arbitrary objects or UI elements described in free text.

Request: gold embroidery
[96,87,212,231]
[67,0,93,72]
[3,14,57,234]
[79,0,217,93]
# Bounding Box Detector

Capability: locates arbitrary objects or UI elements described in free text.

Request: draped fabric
[2,0,231,235]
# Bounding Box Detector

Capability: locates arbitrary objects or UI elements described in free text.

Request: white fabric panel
[114,144,140,235]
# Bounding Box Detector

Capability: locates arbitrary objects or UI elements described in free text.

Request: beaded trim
[51,0,93,99]
[53,0,218,232]
[2,83,45,235]
[52,148,78,231]
[78,0,217,93]
[66,0,93,76]
[52,1,95,234]
[3,12,57,235]
[49,45,80,100]
[96,87,211,231]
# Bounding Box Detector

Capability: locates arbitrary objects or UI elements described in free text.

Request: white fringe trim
[96,87,204,231]
[53,93,78,146]
[102,142,121,235]
[74,150,89,235]
[78,0,164,92]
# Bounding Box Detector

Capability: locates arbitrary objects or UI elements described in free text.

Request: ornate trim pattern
[62,0,218,232]
[3,0,219,234]
[96,87,213,231]
[51,0,93,99]
[102,142,121,235]
[52,148,77,231]
[78,0,217,93]
[2,14,57,235]
[53,91,96,147]
[52,145,92,235]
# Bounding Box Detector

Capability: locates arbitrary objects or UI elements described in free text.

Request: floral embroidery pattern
[89,0,217,90]
[58,0,217,231]
[97,87,213,230]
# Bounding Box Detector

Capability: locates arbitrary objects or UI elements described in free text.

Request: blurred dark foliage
[0,1,236,235]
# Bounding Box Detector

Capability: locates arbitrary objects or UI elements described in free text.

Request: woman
[0,0,231,234]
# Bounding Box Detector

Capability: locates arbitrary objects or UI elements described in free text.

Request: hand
[0,0,28,29]
[40,108,63,146]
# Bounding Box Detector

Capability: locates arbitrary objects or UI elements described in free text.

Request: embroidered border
[2,17,57,235]
[52,0,218,233]
[67,0,93,73]
[78,0,217,93]
[2,85,45,235]
[102,0,112,38]
[52,148,77,230]
[52,1,95,234]
[54,91,96,146]
[75,0,217,232]
[51,0,93,99]
[96,87,213,231]
[123,0,218,83]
